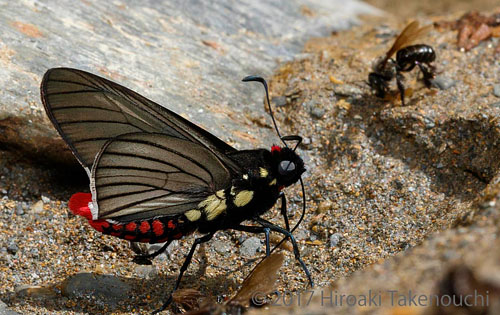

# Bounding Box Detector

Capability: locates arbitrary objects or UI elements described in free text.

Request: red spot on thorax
[167,220,176,229]
[125,222,137,232]
[271,145,281,154]
[152,220,164,236]
[68,193,93,220]
[139,221,150,234]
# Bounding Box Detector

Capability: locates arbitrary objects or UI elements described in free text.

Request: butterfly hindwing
[90,133,233,222]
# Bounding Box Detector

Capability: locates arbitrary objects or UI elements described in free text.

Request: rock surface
[0,0,375,165]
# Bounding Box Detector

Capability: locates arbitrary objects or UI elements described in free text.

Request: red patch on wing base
[152,220,164,236]
[68,193,93,220]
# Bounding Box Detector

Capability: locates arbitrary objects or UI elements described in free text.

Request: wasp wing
[41,68,238,175]
[90,133,232,222]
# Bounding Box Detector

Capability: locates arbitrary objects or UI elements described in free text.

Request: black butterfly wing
[90,133,232,222]
[41,67,238,175]
[41,68,243,222]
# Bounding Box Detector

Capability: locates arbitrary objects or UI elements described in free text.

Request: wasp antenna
[242,75,286,147]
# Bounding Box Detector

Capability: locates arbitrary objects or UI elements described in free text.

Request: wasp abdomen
[396,44,436,71]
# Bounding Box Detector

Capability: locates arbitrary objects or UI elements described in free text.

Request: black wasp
[368,21,436,106]
[41,68,312,313]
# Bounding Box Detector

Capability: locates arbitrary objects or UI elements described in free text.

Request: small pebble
[309,102,325,119]
[135,265,158,279]
[272,96,287,107]
[31,200,44,213]
[212,240,231,255]
[493,84,500,98]
[431,76,456,90]
[240,237,261,257]
[333,84,362,96]
[330,233,342,247]
[41,195,50,204]
[7,242,18,255]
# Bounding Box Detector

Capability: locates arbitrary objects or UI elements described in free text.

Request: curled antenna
[242,76,287,147]
[243,75,308,263]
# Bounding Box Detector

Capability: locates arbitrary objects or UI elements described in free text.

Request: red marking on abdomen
[125,222,137,232]
[88,220,109,232]
[152,220,164,236]
[124,235,136,240]
[167,220,176,229]
[112,224,123,231]
[139,221,150,234]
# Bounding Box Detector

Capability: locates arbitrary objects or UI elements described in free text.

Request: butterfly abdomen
[69,193,195,244]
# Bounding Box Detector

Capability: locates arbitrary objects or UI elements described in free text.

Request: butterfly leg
[153,233,214,314]
[133,240,173,265]
[279,192,291,232]
[253,218,313,287]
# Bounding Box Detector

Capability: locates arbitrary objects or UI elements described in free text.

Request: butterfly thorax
[192,147,305,233]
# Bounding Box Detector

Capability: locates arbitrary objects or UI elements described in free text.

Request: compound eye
[278,160,296,175]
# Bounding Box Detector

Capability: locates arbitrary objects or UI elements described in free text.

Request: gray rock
[0,300,21,315]
[329,233,342,247]
[61,273,131,306]
[240,237,262,257]
[308,102,326,119]
[31,200,44,213]
[333,84,363,96]
[135,265,158,279]
[431,76,456,90]
[493,84,500,98]
[212,240,232,255]
[40,194,50,204]
[0,0,377,159]
[272,96,287,107]
[6,242,18,255]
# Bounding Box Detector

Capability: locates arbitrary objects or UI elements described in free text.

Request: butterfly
[41,68,312,312]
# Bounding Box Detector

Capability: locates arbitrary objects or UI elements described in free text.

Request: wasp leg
[253,217,313,287]
[396,71,406,106]
[133,240,173,265]
[153,233,214,314]
[417,63,435,88]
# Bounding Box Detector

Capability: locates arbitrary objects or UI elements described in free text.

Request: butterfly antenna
[242,75,287,148]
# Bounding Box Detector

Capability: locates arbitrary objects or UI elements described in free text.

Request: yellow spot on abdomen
[234,190,254,207]
[259,167,268,178]
[184,209,202,221]
[269,178,277,186]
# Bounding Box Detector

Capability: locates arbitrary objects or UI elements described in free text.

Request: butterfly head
[271,145,305,188]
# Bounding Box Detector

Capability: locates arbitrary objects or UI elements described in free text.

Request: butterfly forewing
[90,133,233,222]
[41,68,238,174]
